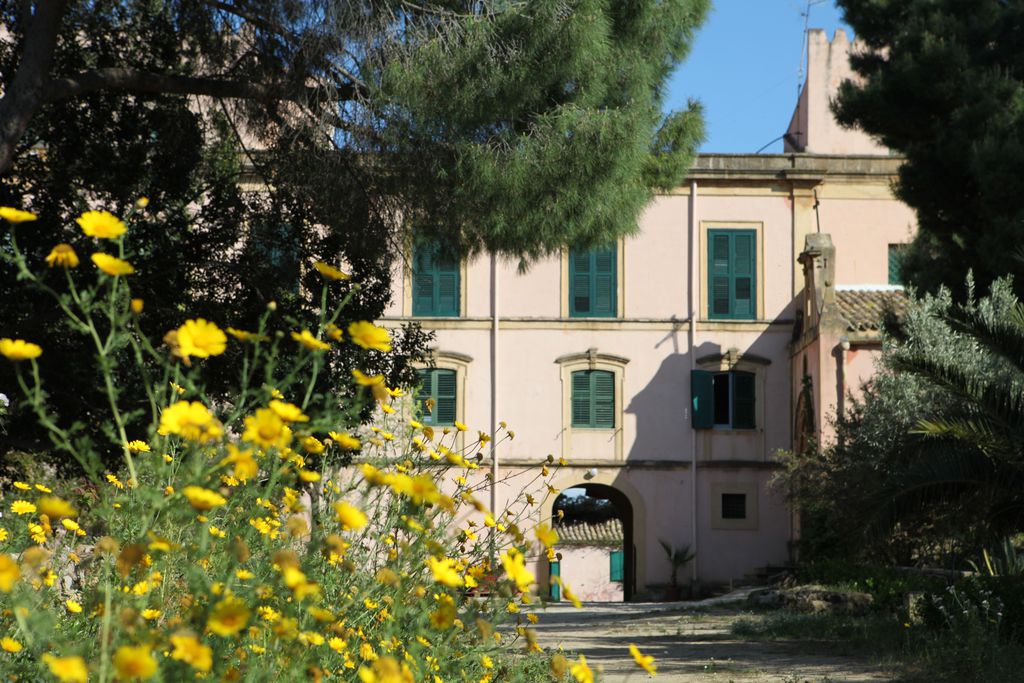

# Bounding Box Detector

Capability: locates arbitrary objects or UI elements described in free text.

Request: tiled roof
[556,519,623,546]
[835,287,908,332]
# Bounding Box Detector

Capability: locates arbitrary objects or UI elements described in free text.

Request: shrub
[0,207,588,681]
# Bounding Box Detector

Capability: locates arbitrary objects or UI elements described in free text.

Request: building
[380,29,915,599]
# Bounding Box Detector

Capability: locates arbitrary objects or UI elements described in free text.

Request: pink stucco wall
[556,546,624,602]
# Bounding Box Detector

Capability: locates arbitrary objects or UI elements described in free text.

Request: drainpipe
[489,252,500,522]
[688,180,699,585]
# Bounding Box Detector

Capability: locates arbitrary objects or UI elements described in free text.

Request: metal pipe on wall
[688,179,699,584]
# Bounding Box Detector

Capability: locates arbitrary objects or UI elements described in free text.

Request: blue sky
[665,0,852,153]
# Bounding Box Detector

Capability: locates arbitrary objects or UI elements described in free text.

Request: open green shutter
[593,247,616,316]
[570,250,592,316]
[691,369,714,429]
[732,371,756,429]
[412,244,436,315]
[592,370,615,428]
[571,371,592,426]
[709,232,731,318]
[434,369,457,425]
[732,232,755,318]
[609,549,624,582]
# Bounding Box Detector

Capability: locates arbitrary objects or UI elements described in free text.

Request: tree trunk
[0,0,68,176]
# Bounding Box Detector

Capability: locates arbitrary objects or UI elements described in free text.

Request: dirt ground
[530,598,897,683]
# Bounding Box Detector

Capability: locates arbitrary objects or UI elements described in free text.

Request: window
[708,229,756,320]
[571,370,615,429]
[691,370,756,429]
[721,493,747,520]
[888,244,906,285]
[569,245,617,317]
[412,241,460,316]
[609,549,624,582]
[416,368,456,426]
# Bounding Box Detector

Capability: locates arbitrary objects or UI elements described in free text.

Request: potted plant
[659,540,695,601]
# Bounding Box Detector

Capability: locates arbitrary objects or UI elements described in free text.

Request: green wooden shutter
[732,232,755,318]
[417,368,456,425]
[415,369,433,422]
[691,369,713,429]
[571,371,592,427]
[709,232,731,318]
[732,371,756,429]
[708,230,756,320]
[592,370,615,428]
[413,242,459,316]
[593,247,616,317]
[888,244,905,285]
[609,549,624,582]
[570,247,616,317]
[412,244,436,315]
[433,369,457,425]
[570,250,592,316]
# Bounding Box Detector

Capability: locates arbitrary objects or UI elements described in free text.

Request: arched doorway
[552,483,635,602]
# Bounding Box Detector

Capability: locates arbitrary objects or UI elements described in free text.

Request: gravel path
[530,597,897,682]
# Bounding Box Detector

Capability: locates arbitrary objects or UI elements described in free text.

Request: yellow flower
[326,323,343,341]
[313,261,350,281]
[175,319,227,360]
[45,243,80,268]
[66,599,83,613]
[358,656,413,683]
[535,523,559,548]
[629,644,656,675]
[125,440,151,454]
[242,408,292,450]
[0,528,7,541]
[222,444,259,482]
[158,400,222,442]
[0,555,19,591]
[291,329,330,351]
[42,653,89,683]
[0,206,37,223]
[427,557,464,588]
[112,644,157,680]
[454,421,468,432]
[226,327,268,343]
[334,502,368,531]
[182,486,227,511]
[348,321,392,352]
[131,298,144,313]
[90,252,134,276]
[0,636,22,652]
[269,400,309,423]
[482,655,493,669]
[141,609,161,620]
[207,597,251,636]
[0,338,42,361]
[301,436,325,455]
[10,500,35,515]
[500,549,534,592]
[37,496,76,519]
[106,473,124,489]
[571,655,594,683]
[170,633,213,672]
[77,210,126,238]
[329,431,362,451]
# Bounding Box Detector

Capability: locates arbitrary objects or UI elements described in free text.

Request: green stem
[98,561,113,683]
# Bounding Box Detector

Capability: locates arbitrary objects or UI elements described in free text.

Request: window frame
[556,350,629,460]
[710,482,759,531]
[700,222,763,322]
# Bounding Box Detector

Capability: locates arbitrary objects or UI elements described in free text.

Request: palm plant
[658,540,695,587]
[876,289,1024,549]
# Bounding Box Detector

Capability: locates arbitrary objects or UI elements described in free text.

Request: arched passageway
[551,483,635,602]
